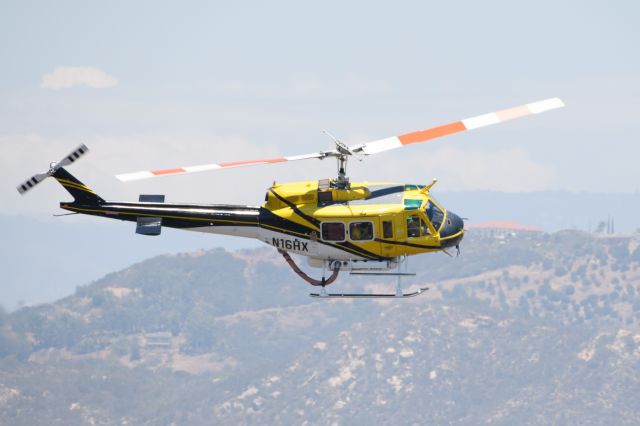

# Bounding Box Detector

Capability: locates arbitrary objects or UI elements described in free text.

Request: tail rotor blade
[56,144,89,168]
[16,173,49,195]
[16,144,90,195]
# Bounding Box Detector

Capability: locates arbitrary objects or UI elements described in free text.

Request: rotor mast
[335,147,350,189]
[323,130,356,190]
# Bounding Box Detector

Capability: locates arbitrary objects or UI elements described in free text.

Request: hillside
[1,231,640,425]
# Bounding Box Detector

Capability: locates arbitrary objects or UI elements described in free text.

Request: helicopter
[17,97,564,298]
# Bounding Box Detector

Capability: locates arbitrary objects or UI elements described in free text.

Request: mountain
[437,191,640,233]
[1,230,640,424]
[0,215,260,310]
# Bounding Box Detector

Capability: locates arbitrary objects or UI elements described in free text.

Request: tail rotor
[16,144,89,195]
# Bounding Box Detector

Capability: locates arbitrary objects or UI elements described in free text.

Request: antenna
[322,129,340,145]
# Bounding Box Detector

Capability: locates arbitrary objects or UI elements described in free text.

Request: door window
[349,221,374,241]
[382,220,393,239]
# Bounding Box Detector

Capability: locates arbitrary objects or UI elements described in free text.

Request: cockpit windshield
[425,200,444,231]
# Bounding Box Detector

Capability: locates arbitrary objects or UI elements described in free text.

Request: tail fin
[52,168,105,205]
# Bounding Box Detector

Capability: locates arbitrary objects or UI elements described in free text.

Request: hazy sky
[2,0,639,215]
[1,1,639,307]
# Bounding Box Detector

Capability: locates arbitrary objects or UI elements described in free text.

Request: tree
[183,304,218,354]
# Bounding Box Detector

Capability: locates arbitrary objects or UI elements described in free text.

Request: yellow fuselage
[260,180,464,262]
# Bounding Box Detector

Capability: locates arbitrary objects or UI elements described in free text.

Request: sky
[1,0,639,307]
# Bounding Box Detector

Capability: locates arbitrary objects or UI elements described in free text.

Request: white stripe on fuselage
[258,228,368,260]
[181,225,260,239]
[105,204,258,217]
[183,225,367,261]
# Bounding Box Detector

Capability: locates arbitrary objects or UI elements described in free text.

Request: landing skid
[278,250,426,300]
[349,272,416,276]
[310,286,429,299]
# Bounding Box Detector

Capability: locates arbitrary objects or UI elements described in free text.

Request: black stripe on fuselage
[60,202,260,229]
[375,238,441,250]
[259,208,384,260]
[258,207,315,237]
[264,190,383,259]
[366,185,405,200]
[60,200,385,260]
[269,189,320,228]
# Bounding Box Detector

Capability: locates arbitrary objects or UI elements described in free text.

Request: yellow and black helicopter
[17,98,563,298]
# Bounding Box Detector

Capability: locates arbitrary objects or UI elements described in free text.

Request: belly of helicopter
[257,228,368,261]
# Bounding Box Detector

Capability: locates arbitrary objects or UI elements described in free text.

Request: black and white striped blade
[56,144,89,168]
[16,144,89,195]
[16,173,49,195]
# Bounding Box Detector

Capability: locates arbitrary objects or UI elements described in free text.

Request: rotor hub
[48,162,58,175]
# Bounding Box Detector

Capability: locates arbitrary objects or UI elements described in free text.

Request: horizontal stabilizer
[136,216,162,236]
[138,194,165,203]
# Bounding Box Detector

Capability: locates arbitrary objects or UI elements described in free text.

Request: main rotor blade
[115,152,328,182]
[115,97,564,182]
[350,97,564,156]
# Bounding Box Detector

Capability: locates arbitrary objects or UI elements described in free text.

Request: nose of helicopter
[440,211,465,248]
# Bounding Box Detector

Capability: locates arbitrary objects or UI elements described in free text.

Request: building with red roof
[468,221,542,238]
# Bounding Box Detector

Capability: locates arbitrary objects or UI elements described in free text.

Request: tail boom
[59,200,260,237]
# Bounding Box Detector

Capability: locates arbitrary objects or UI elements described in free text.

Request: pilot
[421,220,430,236]
[407,215,420,237]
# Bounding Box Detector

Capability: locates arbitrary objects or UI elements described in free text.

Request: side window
[407,214,420,238]
[321,222,345,241]
[421,220,430,236]
[382,220,393,239]
[349,221,374,241]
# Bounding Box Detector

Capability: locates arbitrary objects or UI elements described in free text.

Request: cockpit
[425,199,444,231]
[404,196,464,248]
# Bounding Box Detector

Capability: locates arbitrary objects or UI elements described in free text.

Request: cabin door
[379,214,400,257]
